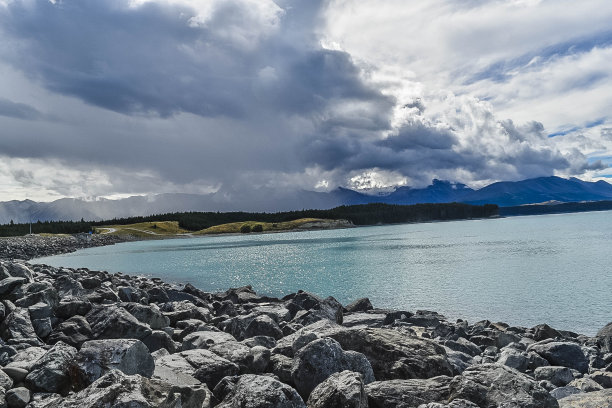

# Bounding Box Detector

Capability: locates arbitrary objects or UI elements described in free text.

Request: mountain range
[2,176,612,224]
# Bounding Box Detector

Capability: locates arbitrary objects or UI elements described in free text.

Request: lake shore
[0,235,610,406]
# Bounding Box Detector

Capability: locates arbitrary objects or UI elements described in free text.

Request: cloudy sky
[1,0,611,201]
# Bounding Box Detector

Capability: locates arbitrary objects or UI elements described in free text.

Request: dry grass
[194,218,330,235]
[94,221,188,238]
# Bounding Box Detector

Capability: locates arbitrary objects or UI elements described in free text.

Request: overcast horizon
[2,0,612,203]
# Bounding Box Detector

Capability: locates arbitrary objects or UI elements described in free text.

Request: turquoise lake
[34,211,612,335]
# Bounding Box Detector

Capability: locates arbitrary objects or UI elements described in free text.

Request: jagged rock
[557,388,612,407]
[86,304,152,340]
[342,312,387,328]
[291,337,374,398]
[251,303,292,323]
[31,317,52,338]
[47,315,93,347]
[567,377,603,392]
[0,368,13,390]
[248,346,271,374]
[448,363,558,407]
[596,322,612,354]
[122,302,169,329]
[497,348,529,372]
[183,349,240,390]
[496,332,521,348]
[534,366,575,387]
[533,324,563,342]
[53,275,86,297]
[307,370,368,408]
[242,335,277,349]
[55,296,92,318]
[345,298,373,313]
[286,291,343,325]
[182,330,236,351]
[444,337,482,357]
[365,376,453,408]
[5,387,29,408]
[214,374,305,408]
[14,282,58,309]
[0,277,26,296]
[36,369,213,408]
[589,370,612,388]
[417,400,479,408]
[444,349,473,375]
[208,341,251,372]
[142,330,177,353]
[2,366,27,383]
[0,308,41,345]
[550,386,581,400]
[270,354,294,385]
[153,353,199,386]
[76,339,155,385]
[328,328,453,380]
[161,301,211,326]
[529,341,589,373]
[25,341,78,396]
[244,314,284,340]
[5,264,33,281]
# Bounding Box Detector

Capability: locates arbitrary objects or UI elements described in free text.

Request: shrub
[252,224,263,232]
[240,224,251,233]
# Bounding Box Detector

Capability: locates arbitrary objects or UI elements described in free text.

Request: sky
[1,0,612,202]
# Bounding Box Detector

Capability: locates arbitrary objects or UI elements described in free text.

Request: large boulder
[307,370,368,408]
[153,353,200,386]
[184,349,240,390]
[47,315,93,348]
[182,330,236,351]
[86,304,152,340]
[0,308,40,345]
[244,314,284,340]
[534,366,574,387]
[595,322,612,354]
[448,363,558,408]
[557,388,612,407]
[365,376,453,408]
[122,302,170,330]
[24,341,78,396]
[529,341,589,373]
[532,324,562,342]
[55,296,92,319]
[214,374,305,408]
[291,337,374,398]
[36,369,213,408]
[76,339,155,385]
[286,291,343,325]
[328,328,453,380]
[0,277,26,296]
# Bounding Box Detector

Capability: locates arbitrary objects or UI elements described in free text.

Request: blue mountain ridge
[1,176,612,224]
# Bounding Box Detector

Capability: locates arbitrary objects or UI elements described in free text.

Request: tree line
[0,202,499,237]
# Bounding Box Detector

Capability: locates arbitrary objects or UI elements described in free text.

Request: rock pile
[0,237,610,407]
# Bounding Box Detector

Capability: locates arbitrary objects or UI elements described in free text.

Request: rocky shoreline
[0,235,610,407]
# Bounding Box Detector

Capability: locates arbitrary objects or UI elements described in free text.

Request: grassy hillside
[194,218,336,235]
[94,221,188,238]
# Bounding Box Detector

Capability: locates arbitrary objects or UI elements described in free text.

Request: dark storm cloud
[0,98,43,120]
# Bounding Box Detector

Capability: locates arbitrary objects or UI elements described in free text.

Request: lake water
[34,211,612,335]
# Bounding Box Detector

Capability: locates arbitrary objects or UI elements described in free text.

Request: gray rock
[365,376,453,408]
[14,282,58,309]
[47,315,92,348]
[596,322,612,354]
[567,377,603,392]
[5,387,29,408]
[161,301,211,326]
[449,363,558,408]
[6,264,33,281]
[25,341,78,396]
[242,335,277,349]
[0,368,13,390]
[291,337,374,398]
[328,328,453,381]
[153,353,199,386]
[270,354,294,385]
[532,324,562,342]
[345,298,373,313]
[550,386,581,400]
[444,349,473,375]
[53,275,85,298]
[497,348,529,372]
[184,348,240,390]
[214,374,305,408]
[252,303,293,323]
[444,337,482,357]
[86,304,152,340]
[589,370,612,388]
[76,339,155,385]
[0,308,40,345]
[209,341,251,372]
[55,296,92,318]
[341,312,387,328]
[244,314,283,340]
[31,317,52,339]
[122,302,170,329]
[307,370,368,408]
[38,369,213,408]
[496,331,521,348]
[2,367,27,383]
[0,277,26,296]
[557,388,612,407]
[287,291,343,325]
[535,366,575,387]
[530,341,589,373]
[417,400,479,408]
[182,330,236,351]
[4,346,46,371]
[142,330,177,353]
[248,346,271,374]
